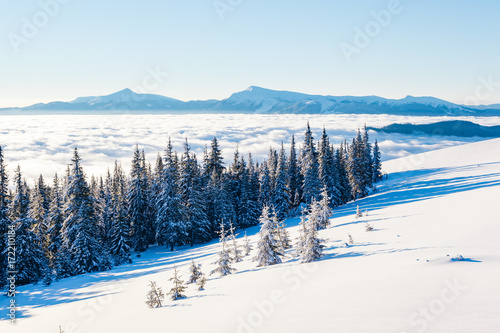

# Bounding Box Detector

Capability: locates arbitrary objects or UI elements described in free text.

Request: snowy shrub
[145,281,164,308]
[168,266,187,300]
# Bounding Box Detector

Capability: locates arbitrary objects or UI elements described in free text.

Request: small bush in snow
[145,281,164,308]
[355,205,362,218]
[348,234,354,245]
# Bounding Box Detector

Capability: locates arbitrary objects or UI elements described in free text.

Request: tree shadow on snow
[331,164,500,221]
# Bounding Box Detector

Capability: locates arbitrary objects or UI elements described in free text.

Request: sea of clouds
[1,113,499,184]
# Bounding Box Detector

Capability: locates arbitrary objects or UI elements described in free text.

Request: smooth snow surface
[1,139,500,332]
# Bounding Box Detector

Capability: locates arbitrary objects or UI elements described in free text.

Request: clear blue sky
[1,0,499,107]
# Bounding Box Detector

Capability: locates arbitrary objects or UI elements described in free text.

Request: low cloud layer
[1,114,498,184]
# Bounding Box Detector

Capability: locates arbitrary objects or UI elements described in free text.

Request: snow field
[1,138,500,332]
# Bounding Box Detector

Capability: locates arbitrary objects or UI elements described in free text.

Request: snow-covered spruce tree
[128,145,149,252]
[307,199,322,231]
[372,139,383,183]
[95,170,113,246]
[46,173,64,265]
[317,187,332,229]
[228,221,243,263]
[243,231,252,256]
[300,122,321,204]
[362,125,374,188]
[254,205,283,267]
[110,161,131,265]
[348,130,370,199]
[4,166,45,285]
[4,217,46,285]
[269,208,291,252]
[210,222,236,276]
[247,153,262,217]
[156,139,185,251]
[28,175,49,251]
[187,259,203,284]
[267,147,278,188]
[273,143,291,221]
[297,206,325,263]
[277,218,292,251]
[287,135,301,209]
[258,161,272,208]
[179,140,211,246]
[335,143,352,205]
[319,128,341,207]
[168,266,187,300]
[189,166,212,244]
[237,156,259,229]
[145,281,164,308]
[0,146,10,286]
[141,151,156,246]
[60,148,102,276]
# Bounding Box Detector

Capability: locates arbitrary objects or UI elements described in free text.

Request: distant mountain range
[370,120,500,137]
[3,86,500,116]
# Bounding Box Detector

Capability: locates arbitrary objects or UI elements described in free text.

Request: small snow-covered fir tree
[297,209,325,263]
[348,234,354,245]
[145,281,164,308]
[295,213,307,256]
[243,231,252,256]
[187,259,203,284]
[372,139,383,183]
[210,222,236,276]
[355,205,362,218]
[228,221,243,263]
[168,266,187,300]
[317,187,332,229]
[197,273,207,291]
[272,212,291,251]
[307,199,322,231]
[253,205,283,267]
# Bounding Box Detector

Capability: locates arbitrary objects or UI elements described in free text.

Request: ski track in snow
[1,137,500,332]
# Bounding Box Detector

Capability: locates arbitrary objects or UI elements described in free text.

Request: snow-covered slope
[1,139,500,333]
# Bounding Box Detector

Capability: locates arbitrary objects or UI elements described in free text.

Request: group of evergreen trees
[0,124,382,287]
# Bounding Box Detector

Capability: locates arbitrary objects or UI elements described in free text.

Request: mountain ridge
[2,86,500,116]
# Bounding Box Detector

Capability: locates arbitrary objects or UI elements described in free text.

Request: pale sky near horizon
[1,0,499,107]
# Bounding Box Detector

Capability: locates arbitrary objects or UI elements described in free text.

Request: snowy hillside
[2,139,500,332]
